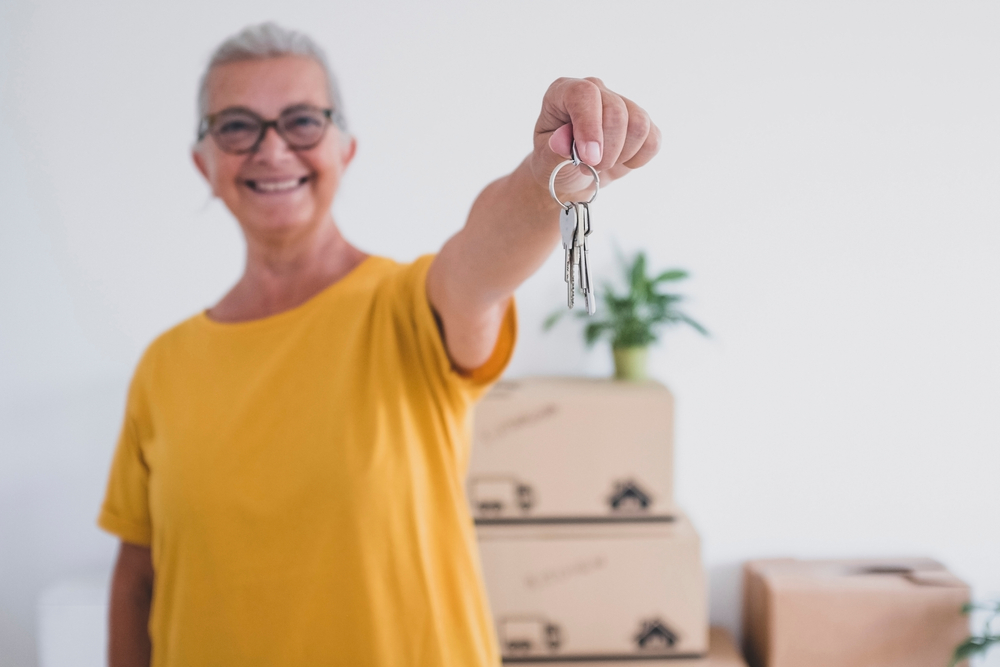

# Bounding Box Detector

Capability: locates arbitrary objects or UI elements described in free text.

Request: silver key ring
[548,140,600,209]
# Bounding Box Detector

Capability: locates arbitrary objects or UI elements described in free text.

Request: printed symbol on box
[608,479,653,513]
[470,476,535,517]
[478,403,559,445]
[499,616,562,654]
[634,618,678,651]
[854,564,914,575]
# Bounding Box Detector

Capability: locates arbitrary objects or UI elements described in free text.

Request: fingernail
[581,141,602,164]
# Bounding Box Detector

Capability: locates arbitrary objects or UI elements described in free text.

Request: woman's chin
[240,210,320,239]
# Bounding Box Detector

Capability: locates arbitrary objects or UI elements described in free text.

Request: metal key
[572,201,587,296]
[578,202,597,315]
[573,202,597,315]
[559,205,579,308]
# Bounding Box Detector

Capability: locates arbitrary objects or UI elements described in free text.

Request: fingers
[547,123,574,159]
[559,78,604,165]
[538,78,659,174]
[587,80,660,175]
[623,121,661,170]
[533,78,659,194]
[616,95,652,167]
[599,121,661,183]
[587,77,628,171]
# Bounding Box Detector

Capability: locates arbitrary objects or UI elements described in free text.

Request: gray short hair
[197,22,347,133]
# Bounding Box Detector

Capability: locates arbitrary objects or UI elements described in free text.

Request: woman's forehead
[205,56,331,116]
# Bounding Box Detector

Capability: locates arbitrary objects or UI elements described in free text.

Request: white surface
[1,1,999,665]
[36,577,108,667]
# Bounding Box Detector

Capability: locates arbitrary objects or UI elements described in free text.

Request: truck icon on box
[499,616,562,655]
[469,476,534,517]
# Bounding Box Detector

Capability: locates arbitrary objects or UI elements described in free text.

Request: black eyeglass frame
[197,105,343,155]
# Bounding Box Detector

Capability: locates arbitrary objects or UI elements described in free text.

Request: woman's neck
[208,216,368,323]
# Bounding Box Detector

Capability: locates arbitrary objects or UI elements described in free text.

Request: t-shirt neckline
[196,255,382,332]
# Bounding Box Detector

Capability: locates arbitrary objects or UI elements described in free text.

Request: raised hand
[429,77,660,371]
[530,77,661,200]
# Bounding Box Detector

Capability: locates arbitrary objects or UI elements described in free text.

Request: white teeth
[252,178,304,192]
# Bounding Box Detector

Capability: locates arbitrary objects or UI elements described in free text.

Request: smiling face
[193,56,355,241]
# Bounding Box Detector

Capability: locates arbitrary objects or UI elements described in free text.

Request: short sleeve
[387,254,517,402]
[97,376,153,546]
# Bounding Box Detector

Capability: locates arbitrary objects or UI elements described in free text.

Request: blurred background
[1,1,998,665]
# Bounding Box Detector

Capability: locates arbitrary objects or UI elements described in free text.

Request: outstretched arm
[427,77,661,372]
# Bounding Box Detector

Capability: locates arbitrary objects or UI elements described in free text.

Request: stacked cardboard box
[742,558,970,667]
[470,377,725,664]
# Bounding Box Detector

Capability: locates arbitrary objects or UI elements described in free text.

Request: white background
[2,1,999,665]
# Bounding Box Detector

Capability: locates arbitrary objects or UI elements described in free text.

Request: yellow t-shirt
[98,255,516,667]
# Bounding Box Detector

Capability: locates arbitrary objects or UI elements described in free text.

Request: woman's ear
[192,147,211,184]
[341,136,357,167]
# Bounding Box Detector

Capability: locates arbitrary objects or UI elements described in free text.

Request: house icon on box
[634,618,678,650]
[608,479,653,513]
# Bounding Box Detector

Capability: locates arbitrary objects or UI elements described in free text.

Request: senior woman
[99,22,660,667]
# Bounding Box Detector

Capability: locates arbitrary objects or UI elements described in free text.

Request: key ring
[548,140,600,209]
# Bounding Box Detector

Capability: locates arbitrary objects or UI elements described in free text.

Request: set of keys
[549,141,600,315]
[559,202,595,313]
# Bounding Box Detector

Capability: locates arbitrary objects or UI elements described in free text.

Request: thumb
[547,123,574,159]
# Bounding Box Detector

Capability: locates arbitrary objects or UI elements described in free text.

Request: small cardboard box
[742,558,970,667]
[469,377,675,523]
[476,513,707,661]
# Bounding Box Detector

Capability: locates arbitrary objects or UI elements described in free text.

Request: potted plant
[544,250,707,381]
[952,600,1000,666]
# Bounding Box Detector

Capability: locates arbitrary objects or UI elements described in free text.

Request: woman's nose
[251,123,295,161]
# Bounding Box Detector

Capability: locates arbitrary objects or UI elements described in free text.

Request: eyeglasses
[198,104,342,154]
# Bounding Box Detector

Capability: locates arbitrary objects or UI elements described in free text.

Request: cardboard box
[701,627,750,667]
[532,627,748,666]
[742,558,970,667]
[469,377,675,523]
[477,513,707,661]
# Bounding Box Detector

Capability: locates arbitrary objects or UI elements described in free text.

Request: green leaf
[678,313,710,337]
[542,309,565,331]
[963,601,1000,614]
[951,636,1000,665]
[653,269,688,283]
[583,321,613,346]
[629,252,647,294]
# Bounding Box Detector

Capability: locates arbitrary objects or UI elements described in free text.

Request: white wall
[2,1,999,664]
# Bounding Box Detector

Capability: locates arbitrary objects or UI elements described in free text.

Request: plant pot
[613,346,649,381]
